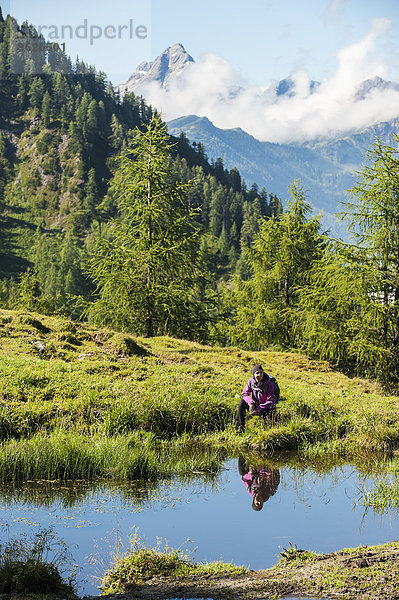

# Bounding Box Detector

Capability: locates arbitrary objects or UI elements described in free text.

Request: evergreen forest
[1,10,399,388]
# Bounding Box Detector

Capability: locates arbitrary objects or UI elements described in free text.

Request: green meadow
[0,306,399,481]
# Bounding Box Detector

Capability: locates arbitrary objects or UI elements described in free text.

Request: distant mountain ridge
[119,43,399,105]
[167,114,399,231]
[119,43,399,234]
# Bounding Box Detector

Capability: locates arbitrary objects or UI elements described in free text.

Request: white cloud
[131,19,399,143]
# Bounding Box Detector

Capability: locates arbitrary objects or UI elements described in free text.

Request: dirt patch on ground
[91,542,399,600]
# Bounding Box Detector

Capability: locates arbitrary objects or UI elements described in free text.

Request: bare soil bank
[86,542,399,600]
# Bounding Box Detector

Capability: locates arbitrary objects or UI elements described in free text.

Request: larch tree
[298,136,399,385]
[87,115,208,339]
[341,136,399,383]
[229,180,322,349]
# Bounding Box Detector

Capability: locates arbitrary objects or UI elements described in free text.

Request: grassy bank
[2,530,398,599]
[99,538,399,600]
[0,430,223,482]
[0,307,399,475]
[0,529,77,599]
[100,535,248,595]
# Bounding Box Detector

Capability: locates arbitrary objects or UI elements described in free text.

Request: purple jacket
[242,375,275,413]
[242,469,280,500]
[242,469,276,497]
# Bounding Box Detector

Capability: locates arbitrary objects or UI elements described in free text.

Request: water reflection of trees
[0,470,221,510]
[0,453,393,512]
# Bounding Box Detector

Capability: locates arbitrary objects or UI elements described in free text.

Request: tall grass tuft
[101,533,247,595]
[0,431,223,482]
[0,529,76,597]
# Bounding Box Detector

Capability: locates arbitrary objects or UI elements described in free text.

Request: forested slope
[0,10,282,310]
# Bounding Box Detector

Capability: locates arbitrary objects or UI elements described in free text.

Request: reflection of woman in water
[238,457,280,511]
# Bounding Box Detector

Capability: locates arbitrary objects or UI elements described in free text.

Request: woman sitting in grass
[237,364,280,433]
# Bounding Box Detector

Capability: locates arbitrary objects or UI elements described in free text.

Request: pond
[0,456,398,598]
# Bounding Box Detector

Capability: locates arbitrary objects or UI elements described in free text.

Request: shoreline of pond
[82,541,399,600]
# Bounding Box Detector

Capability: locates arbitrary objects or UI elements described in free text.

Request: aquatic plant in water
[0,527,77,596]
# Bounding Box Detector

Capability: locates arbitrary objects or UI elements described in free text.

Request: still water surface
[0,457,398,597]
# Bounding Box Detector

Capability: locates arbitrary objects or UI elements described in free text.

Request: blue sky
[151,0,399,86]
[2,0,399,87]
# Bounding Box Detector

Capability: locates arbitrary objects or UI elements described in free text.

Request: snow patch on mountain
[118,20,399,143]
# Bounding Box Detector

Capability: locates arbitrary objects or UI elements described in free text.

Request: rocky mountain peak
[355,76,399,100]
[276,77,320,97]
[118,43,195,94]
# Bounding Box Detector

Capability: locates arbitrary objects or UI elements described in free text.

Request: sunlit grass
[100,533,248,594]
[0,307,398,469]
[0,430,223,482]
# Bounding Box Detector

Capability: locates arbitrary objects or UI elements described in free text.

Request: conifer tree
[229,180,321,349]
[83,168,99,222]
[17,74,29,109]
[41,90,51,126]
[229,167,241,192]
[87,115,208,338]
[239,198,262,247]
[299,136,399,384]
[53,72,70,110]
[109,114,124,151]
[86,99,98,135]
[28,77,45,112]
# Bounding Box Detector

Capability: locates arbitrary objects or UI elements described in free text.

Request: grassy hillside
[0,307,398,483]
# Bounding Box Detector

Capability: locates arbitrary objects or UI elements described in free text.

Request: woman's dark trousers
[237,397,249,432]
[237,398,276,432]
